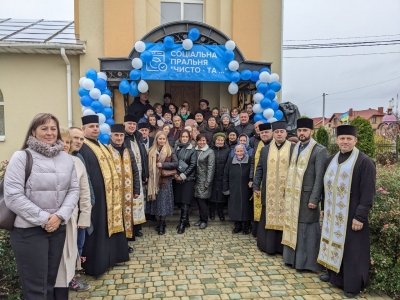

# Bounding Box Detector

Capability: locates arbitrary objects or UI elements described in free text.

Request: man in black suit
[138,123,154,150]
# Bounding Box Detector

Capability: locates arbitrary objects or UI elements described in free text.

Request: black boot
[242,221,251,235]
[232,221,242,234]
[158,219,166,235]
[217,203,225,221]
[177,204,190,234]
[209,210,215,220]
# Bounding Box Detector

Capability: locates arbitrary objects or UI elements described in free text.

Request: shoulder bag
[0,150,33,231]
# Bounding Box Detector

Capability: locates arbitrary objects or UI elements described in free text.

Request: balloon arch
[78,21,282,144]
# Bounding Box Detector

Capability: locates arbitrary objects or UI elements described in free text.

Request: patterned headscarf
[234,144,248,162]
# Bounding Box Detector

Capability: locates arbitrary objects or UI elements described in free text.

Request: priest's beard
[298,134,311,143]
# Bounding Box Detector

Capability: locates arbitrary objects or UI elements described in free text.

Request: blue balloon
[265,90,276,100]
[270,100,279,111]
[257,82,268,93]
[103,89,112,96]
[129,81,139,97]
[80,95,93,107]
[95,78,107,91]
[188,28,200,41]
[78,87,89,97]
[129,69,141,80]
[140,51,153,63]
[260,67,271,74]
[85,69,98,81]
[250,71,260,82]
[119,79,130,94]
[101,106,114,119]
[274,110,283,121]
[105,118,115,126]
[269,81,281,92]
[164,36,175,49]
[240,69,252,81]
[260,98,272,109]
[90,100,102,113]
[230,71,240,83]
[98,133,110,145]
[253,113,264,122]
[223,50,235,62]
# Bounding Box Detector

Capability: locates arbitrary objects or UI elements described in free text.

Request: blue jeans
[77,228,86,256]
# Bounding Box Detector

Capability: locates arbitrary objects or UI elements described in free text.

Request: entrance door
[165,81,200,113]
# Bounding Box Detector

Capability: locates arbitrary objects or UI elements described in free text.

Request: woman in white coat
[54,129,92,298]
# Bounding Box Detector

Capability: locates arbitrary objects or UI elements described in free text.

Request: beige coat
[55,156,91,287]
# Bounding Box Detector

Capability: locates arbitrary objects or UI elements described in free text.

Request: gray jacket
[235,123,255,138]
[5,149,79,228]
[194,144,215,199]
[296,143,328,223]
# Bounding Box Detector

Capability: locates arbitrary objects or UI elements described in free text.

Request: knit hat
[194,110,204,117]
[220,114,230,121]
[226,128,239,137]
[213,132,226,141]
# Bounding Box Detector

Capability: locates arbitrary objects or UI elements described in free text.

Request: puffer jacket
[194,144,215,199]
[174,143,196,181]
[5,149,79,228]
[209,143,230,203]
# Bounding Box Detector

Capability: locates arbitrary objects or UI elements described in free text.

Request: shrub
[350,117,376,158]
[327,143,339,155]
[315,127,329,148]
[369,164,400,299]
[0,160,21,299]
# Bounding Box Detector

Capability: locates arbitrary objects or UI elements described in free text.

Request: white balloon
[100,123,111,135]
[131,58,143,69]
[82,78,95,90]
[82,106,90,113]
[263,108,274,120]
[256,80,261,87]
[83,109,96,116]
[89,88,101,100]
[253,93,264,103]
[228,60,239,71]
[182,39,193,50]
[270,73,280,82]
[252,104,264,114]
[228,82,239,94]
[99,94,111,107]
[268,117,278,123]
[225,40,236,51]
[97,72,107,81]
[259,71,271,83]
[138,80,149,93]
[135,41,146,53]
[97,113,106,124]
[79,77,86,86]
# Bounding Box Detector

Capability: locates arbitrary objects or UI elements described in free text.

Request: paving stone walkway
[69,217,390,300]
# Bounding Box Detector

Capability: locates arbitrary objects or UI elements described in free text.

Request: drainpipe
[61,48,73,127]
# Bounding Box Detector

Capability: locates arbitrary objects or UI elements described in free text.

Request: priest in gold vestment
[253,121,295,255]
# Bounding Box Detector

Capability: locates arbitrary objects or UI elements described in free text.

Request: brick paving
[69,215,391,300]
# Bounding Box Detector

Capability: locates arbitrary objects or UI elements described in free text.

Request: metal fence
[327,142,398,162]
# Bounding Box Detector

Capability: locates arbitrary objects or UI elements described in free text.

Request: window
[334,118,338,125]
[371,117,376,124]
[160,0,203,24]
[0,89,4,141]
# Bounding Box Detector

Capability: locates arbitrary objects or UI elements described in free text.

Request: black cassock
[223,155,253,221]
[80,139,129,276]
[325,150,376,293]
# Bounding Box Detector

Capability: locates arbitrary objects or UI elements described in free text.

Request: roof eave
[0,42,86,55]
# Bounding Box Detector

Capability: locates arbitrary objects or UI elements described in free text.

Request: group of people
[3,91,376,299]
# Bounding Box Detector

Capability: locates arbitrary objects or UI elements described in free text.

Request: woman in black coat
[223,144,254,235]
[209,133,230,221]
[173,130,197,234]
[200,116,222,146]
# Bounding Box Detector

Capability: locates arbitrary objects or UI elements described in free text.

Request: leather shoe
[199,222,207,229]
[194,220,202,226]
[128,246,134,253]
[344,292,359,298]
[319,274,329,282]
[135,231,143,237]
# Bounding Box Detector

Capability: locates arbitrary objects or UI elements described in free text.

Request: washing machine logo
[146,51,168,72]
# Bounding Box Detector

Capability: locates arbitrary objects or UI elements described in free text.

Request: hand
[352,219,363,231]
[254,190,261,196]
[308,203,317,209]
[133,194,139,199]
[156,163,162,168]
[78,226,88,229]
[320,210,324,218]
[204,185,209,189]
[45,214,62,232]
[174,175,183,181]
[248,182,253,188]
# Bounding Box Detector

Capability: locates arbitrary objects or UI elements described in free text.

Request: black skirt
[257,205,283,255]
[173,180,195,205]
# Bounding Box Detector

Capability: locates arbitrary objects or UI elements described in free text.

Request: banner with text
[141,42,232,82]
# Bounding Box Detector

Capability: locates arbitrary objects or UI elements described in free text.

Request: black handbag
[0,150,33,231]
[177,159,189,173]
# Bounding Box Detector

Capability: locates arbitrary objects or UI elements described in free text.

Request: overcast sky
[1,0,399,118]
